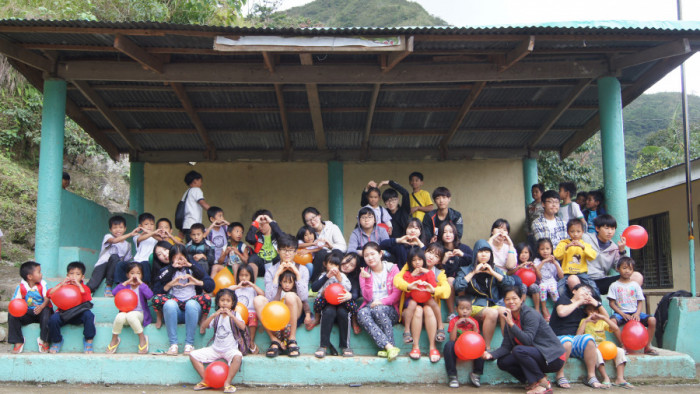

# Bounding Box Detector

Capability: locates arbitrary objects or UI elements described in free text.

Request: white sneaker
[184,344,195,355]
[166,344,179,356]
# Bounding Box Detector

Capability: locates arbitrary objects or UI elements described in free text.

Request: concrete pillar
[598,76,628,240]
[35,79,67,278]
[327,161,344,231]
[522,157,538,205]
[129,161,145,215]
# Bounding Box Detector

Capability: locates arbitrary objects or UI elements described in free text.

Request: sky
[251,0,700,95]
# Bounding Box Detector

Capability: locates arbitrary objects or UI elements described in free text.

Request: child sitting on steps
[107,263,152,354]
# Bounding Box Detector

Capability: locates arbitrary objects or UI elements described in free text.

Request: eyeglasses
[305,214,320,224]
[279,248,296,254]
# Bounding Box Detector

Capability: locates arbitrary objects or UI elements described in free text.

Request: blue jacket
[453,239,514,307]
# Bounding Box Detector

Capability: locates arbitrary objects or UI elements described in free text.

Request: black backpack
[174,189,190,231]
[653,290,692,347]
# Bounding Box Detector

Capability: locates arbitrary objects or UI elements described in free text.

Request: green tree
[537,134,602,192]
[246,0,321,28]
[631,121,700,178]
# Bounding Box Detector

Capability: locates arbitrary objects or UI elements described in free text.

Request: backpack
[653,290,692,347]
[174,189,190,231]
[208,313,251,355]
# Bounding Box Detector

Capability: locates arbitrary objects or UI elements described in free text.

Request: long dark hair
[215,288,238,310]
[438,221,461,249]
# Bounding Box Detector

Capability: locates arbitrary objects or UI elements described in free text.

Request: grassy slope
[284,0,448,27]
[0,152,37,264]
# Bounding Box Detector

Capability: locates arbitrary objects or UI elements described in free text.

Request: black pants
[49,309,96,344]
[86,254,120,292]
[320,304,350,349]
[309,249,329,283]
[248,255,280,277]
[8,307,53,344]
[444,340,485,376]
[497,345,565,385]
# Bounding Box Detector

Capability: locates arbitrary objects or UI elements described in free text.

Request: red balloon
[410,285,432,304]
[622,225,648,250]
[455,331,486,360]
[204,361,229,388]
[114,288,139,312]
[52,285,82,310]
[517,269,537,287]
[325,283,346,305]
[8,299,28,317]
[621,320,649,351]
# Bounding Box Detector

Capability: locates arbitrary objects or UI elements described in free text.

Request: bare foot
[305,317,320,331]
[155,319,162,329]
[352,319,361,335]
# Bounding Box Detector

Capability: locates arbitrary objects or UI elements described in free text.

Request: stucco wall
[144,159,527,249]
[628,180,700,294]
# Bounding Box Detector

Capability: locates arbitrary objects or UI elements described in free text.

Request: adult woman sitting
[301,207,347,282]
[356,242,401,361]
[483,286,566,394]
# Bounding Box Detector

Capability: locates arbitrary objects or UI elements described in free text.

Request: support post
[327,161,344,232]
[598,76,629,240]
[35,79,67,278]
[522,157,538,205]
[129,161,145,215]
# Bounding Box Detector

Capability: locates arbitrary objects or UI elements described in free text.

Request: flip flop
[224,385,237,393]
[83,339,94,354]
[585,376,607,389]
[386,346,400,361]
[138,335,149,354]
[556,377,571,389]
[106,337,121,354]
[193,381,211,391]
[613,382,635,389]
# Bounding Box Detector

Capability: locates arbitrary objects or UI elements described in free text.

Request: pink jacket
[359,262,401,313]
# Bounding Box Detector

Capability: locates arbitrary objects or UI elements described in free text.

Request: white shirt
[95,234,132,267]
[182,187,204,230]
[210,311,241,353]
[133,235,157,262]
[558,202,584,224]
[371,265,389,301]
[234,286,257,310]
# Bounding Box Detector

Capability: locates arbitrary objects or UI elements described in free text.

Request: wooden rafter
[262,52,275,73]
[71,80,140,152]
[610,38,691,71]
[56,59,609,84]
[362,84,381,152]
[0,37,52,72]
[274,83,291,158]
[439,81,486,154]
[497,36,535,72]
[113,34,164,73]
[300,54,327,150]
[171,82,215,159]
[528,78,594,149]
[381,36,413,73]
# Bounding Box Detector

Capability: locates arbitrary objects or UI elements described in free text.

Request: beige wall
[628,179,700,297]
[144,159,527,249]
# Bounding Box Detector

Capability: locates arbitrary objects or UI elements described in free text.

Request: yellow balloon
[235,302,249,325]
[213,267,235,295]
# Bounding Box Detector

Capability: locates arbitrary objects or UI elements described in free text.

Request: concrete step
[1,349,695,386]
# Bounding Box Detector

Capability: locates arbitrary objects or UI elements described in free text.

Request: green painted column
[598,76,628,240]
[129,161,145,215]
[522,157,538,205]
[35,79,67,278]
[327,161,344,231]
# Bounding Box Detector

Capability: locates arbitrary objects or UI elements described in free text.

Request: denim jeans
[163,299,201,346]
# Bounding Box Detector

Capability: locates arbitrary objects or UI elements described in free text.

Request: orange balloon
[261,300,290,331]
[213,267,235,295]
[294,253,313,265]
[598,340,618,361]
[235,302,249,325]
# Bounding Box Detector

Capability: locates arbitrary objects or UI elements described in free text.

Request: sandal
[266,341,282,358]
[315,346,327,359]
[193,381,211,391]
[644,347,659,356]
[224,385,237,393]
[49,340,63,354]
[585,376,607,389]
[601,380,612,389]
[556,377,571,389]
[409,348,421,360]
[613,382,635,389]
[104,286,113,297]
[138,335,149,354]
[387,346,400,361]
[342,347,354,357]
[184,344,194,355]
[37,338,49,353]
[435,328,446,342]
[11,343,24,354]
[403,331,414,344]
[106,337,121,354]
[287,339,301,357]
[429,348,441,363]
[249,344,259,355]
[377,350,388,358]
[83,339,94,354]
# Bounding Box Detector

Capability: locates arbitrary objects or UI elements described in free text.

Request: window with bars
[629,212,673,289]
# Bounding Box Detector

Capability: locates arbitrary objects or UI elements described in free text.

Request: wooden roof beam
[274,83,292,160]
[609,38,691,71]
[362,83,381,154]
[382,36,413,73]
[528,78,594,149]
[113,34,164,74]
[0,37,52,72]
[262,51,275,73]
[300,54,327,150]
[71,80,140,153]
[497,36,535,72]
[171,82,216,160]
[439,81,486,156]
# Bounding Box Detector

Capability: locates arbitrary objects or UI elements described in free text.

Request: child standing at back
[360,180,394,235]
[422,187,463,243]
[190,288,247,393]
[87,215,135,297]
[408,171,434,221]
[578,304,632,388]
[181,170,211,242]
[48,262,95,354]
[215,222,251,278]
[607,257,658,355]
[583,191,606,234]
[533,238,563,321]
[558,181,586,229]
[229,263,264,353]
[107,263,152,354]
[9,261,53,353]
[204,206,230,263]
[444,296,485,388]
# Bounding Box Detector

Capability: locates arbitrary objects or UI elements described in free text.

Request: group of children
[8,171,655,392]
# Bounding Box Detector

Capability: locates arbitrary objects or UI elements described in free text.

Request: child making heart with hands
[534,238,564,321]
[228,264,263,353]
[107,263,153,354]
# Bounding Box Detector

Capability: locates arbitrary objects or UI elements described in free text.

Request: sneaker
[184,344,195,355]
[448,376,459,388]
[37,338,49,353]
[470,372,481,388]
[11,343,24,354]
[447,313,458,321]
[166,344,179,356]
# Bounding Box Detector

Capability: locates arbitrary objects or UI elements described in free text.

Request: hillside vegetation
[284,0,448,27]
